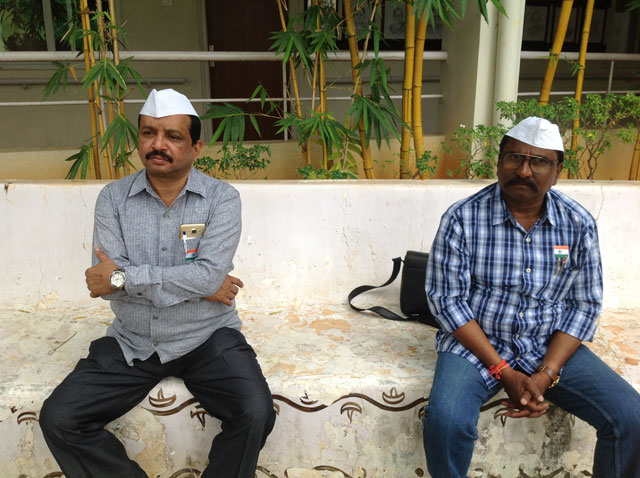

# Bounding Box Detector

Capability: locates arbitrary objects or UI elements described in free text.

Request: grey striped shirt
[92,168,242,365]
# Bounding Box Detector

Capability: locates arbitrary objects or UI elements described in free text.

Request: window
[1,0,75,52]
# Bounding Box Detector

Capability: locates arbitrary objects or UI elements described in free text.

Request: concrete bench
[1,180,639,478]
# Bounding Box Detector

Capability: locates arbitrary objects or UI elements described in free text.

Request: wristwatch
[109,267,126,290]
[535,363,560,389]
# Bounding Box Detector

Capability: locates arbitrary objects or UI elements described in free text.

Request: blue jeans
[422,346,640,478]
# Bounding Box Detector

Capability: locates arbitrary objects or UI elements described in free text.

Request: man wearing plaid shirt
[423,117,640,478]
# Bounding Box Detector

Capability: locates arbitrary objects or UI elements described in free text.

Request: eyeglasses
[501,152,558,173]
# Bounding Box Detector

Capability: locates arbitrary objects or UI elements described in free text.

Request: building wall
[0,0,206,151]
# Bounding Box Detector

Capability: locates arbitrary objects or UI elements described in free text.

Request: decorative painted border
[140,387,429,427]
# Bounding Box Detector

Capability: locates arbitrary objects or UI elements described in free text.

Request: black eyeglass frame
[500,152,559,173]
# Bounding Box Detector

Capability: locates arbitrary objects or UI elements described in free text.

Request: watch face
[111,270,125,289]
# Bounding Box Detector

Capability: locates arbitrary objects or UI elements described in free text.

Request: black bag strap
[347,256,412,322]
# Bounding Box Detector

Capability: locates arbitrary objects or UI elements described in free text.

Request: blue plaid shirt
[426,183,602,387]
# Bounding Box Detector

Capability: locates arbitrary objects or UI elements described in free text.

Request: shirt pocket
[539,267,581,303]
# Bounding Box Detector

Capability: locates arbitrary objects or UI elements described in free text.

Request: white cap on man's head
[505,116,564,152]
[139,88,199,118]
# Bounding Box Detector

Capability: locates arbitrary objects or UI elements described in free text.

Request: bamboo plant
[43,0,145,179]
[570,0,594,156]
[399,0,506,179]
[209,0,506,180]
[399,1,415,179]
[208,0,401,179]
[539,0,574,106]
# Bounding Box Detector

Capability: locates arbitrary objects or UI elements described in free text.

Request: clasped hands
[500,367,553,419]
[85,247,243,305]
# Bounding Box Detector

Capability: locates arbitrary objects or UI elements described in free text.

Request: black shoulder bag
[348,251,440,329]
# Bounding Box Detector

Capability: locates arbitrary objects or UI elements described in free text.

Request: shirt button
[153,342,158,347]
[153,315,158,320]
[525,237,531,243]
[161,247,167,252]
[526,268,531,273]
[163,213,169,218]
[514,333,520,339]
[137,292,142,296]
[519,312,524,317]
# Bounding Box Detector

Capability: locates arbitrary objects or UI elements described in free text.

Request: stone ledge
[3,304,638,477]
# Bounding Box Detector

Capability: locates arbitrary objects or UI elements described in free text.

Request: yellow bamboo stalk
[95,0,115,179]
[400,2,415,179]
[344,0,375,179]
[314,0,328,170]
[309,51,320,167]
[319,56,328,169]
[79,0,101,179]
[81,0,112,180]
[276,0,309,166]
[629,126,640,180]
[539,0,574,105]
[108,0,129,176]
[570,0,594,157]
[412,11,427,178]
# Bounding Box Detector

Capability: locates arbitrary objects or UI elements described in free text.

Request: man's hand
[500,368,550,418]
[204,275,244,306]
[85,247,118,298]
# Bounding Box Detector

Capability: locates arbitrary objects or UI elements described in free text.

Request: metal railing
[519,51,640,96]
[1,50,638,110]
[0,50,447,106]
[0,50,448,140]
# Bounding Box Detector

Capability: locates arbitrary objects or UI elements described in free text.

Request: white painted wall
[1,180,638,310]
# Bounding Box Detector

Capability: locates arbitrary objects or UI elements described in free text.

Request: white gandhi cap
[139,88,199,118]
[505,116,564,152]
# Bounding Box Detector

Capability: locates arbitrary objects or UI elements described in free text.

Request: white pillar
[492,1,526,127]
[441,3,498,131]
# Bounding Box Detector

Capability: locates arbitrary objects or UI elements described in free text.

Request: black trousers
[39,327,276,478]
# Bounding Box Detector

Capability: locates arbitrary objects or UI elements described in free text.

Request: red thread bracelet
[488,359,510,380]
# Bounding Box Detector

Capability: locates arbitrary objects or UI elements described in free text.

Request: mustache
[506,177,538,192]
[145,150,173,163]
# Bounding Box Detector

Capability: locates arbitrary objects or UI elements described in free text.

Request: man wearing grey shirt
[39,89,275,478]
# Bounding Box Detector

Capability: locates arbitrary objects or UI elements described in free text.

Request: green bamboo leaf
[42,62,70,100]
[291,33,312,71]
[210,118,226,145]
[106,60,127,92]
[476,0,488,21]
[248,114,261,137]
[82,62,104,88]
[489,0,506,17]
[222,118,232,146]
[249,85,263,101]
[80,151,89,179]
[65,144,91,180]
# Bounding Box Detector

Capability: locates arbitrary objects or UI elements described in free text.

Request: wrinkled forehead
[139,114,191,132]
[503,137,559,162]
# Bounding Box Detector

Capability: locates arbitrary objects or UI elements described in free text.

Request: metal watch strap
[110,267,126,290]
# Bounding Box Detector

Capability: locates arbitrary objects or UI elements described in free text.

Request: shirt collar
[491,183,557,227]
[128,168,208,199]
[491,183,511,226]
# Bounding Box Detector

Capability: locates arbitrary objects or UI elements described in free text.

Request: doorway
[205,1,284,141]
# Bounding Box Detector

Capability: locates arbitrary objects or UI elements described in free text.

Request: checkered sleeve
[556,223,602,342]
[426,210,475,333]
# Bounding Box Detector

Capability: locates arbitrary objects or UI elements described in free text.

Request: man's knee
[423,393,479,443]
[232,392,276,442]
[39,393,72,438]
[250,392,276,430]
[39,396,56,435]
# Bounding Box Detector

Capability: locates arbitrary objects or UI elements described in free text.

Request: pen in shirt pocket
[180,224,206,261]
